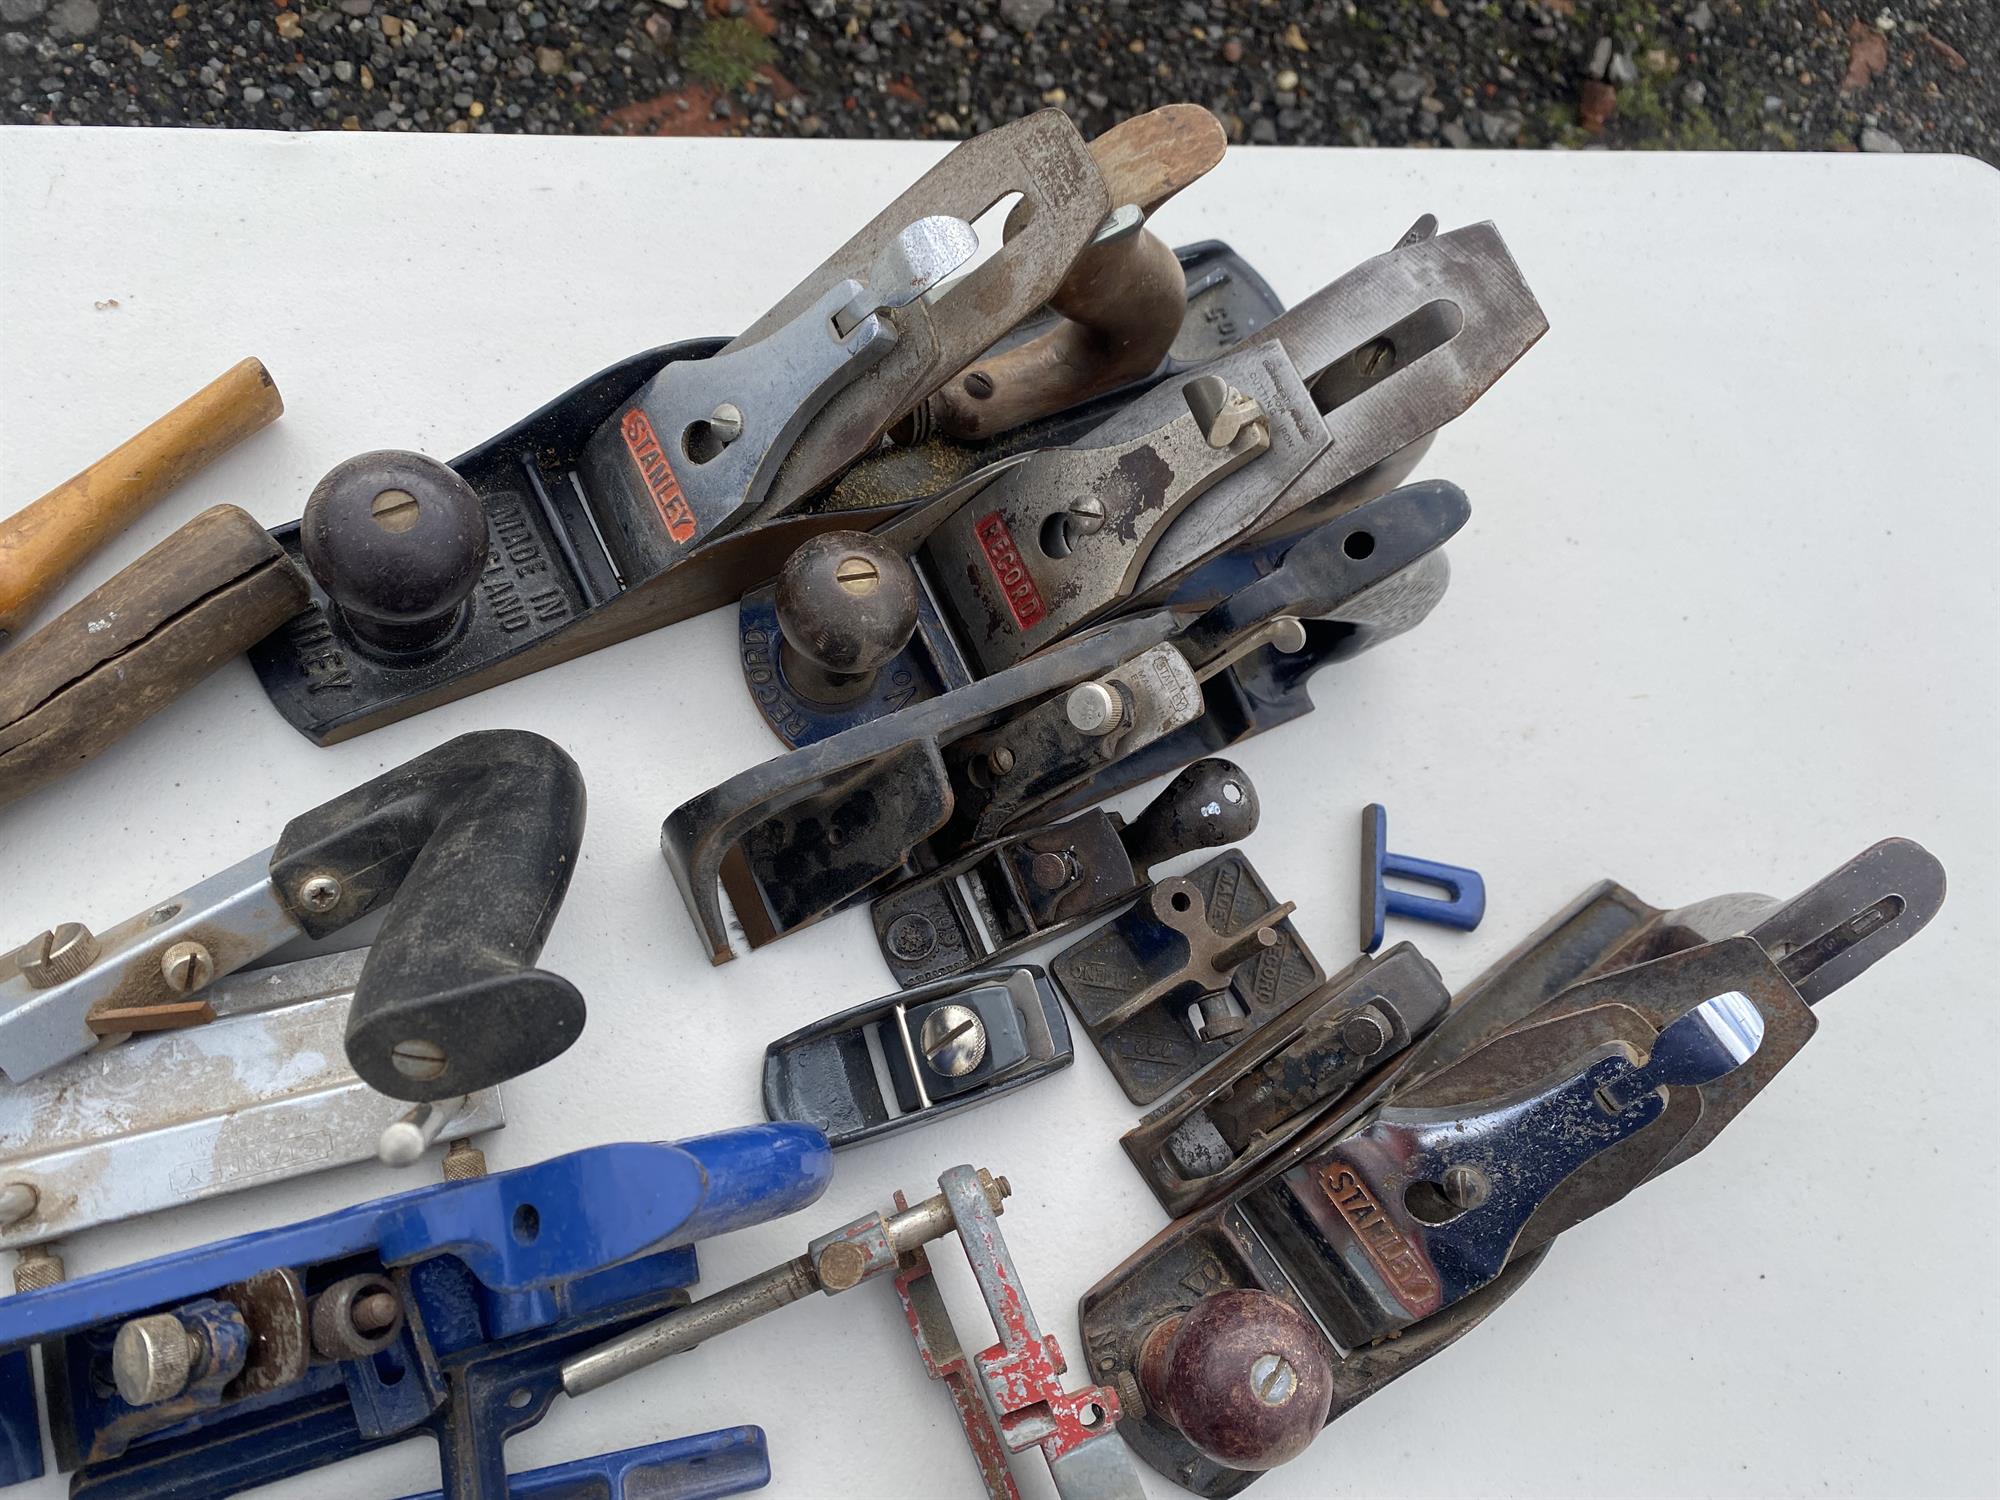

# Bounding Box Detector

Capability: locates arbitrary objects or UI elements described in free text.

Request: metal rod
[559,1255,820,1397]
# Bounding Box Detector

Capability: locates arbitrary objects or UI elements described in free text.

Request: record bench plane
[0,1125,833,1497]
[1075,837,1946,1495]
[247,106,1267,744]
[665,477,1472,963]
[736,216,1547,748]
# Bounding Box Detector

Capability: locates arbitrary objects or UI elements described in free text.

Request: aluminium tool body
[246,108,1263,745]
[0,731,586,1269]
[1076,838,1945,1495]
[0,730,586,1107]
[0,1126,832,1497]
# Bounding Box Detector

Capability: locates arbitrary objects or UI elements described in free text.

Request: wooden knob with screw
[774,530,918,703]
[1138,1290,1334,1472]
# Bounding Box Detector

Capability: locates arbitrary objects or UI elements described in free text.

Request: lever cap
[302,449,485,655]
[1119,759,1261,877]
[775,530,918,693]
[1139,1290,1333,1472]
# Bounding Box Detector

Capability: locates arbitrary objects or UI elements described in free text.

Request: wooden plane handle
[924,104,1228,442]
[0,357,285,640]
[0,504,309,811]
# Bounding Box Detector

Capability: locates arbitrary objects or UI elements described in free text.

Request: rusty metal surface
[931,1164,1143,1500]
[872,757,1257,987]
[917,346,1308,675]
[1078,838,1945,1496]
[1053,851,1324,1104]
[891,1190,1023,1500]
[1122,945,1450,1218]
[216,1269,309,1402]
[664,610,1178,962]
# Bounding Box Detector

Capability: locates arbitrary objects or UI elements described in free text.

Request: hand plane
[1076,837,1945,1495]
[665,478,1470,962]
[736,217,1547,747]
[0,1124,832,1497]
[871,757,1260,988]
[763,966,1071,1147]
[247,107,1267,745]
[0,729,586,1103]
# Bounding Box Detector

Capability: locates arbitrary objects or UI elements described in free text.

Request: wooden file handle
[0,357,285,640]
[0,505,309,811]
[920,104,1228,443]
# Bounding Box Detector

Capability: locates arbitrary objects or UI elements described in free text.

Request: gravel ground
[0,1,1994,164]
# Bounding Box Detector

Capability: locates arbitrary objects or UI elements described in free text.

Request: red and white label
[974,511,1046,630]
[620,408,698,544]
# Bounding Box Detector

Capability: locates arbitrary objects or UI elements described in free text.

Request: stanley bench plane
[246,106,1267,744]
[735,216,1546,748]
[1074,837,1945,1494]
[0,1125,832,1497]
[665,478,1471,962]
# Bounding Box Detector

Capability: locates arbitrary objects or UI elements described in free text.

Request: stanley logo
[1320,1165,1440,1310]
[974,511,1047,630]
[620,408,698,544]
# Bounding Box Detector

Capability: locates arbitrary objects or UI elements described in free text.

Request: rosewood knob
[774,529,918,704]
[303,449,485,656]
[1138,1289,1334,1472]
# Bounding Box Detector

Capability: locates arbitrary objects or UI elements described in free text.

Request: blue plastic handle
[398,1425,771,1499]
[1362,803,1486,951]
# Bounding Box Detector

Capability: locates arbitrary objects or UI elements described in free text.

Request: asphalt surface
[0,1,1994,163]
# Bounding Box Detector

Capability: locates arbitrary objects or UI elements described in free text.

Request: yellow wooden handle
[0,357,284,639]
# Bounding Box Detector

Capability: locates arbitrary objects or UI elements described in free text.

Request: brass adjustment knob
[14,922,99,989]
[112,1312,202,1406]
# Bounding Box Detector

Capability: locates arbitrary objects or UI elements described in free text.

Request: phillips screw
[298,875,342,913]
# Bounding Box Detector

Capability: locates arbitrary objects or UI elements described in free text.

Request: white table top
[1,128,1996,1500]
